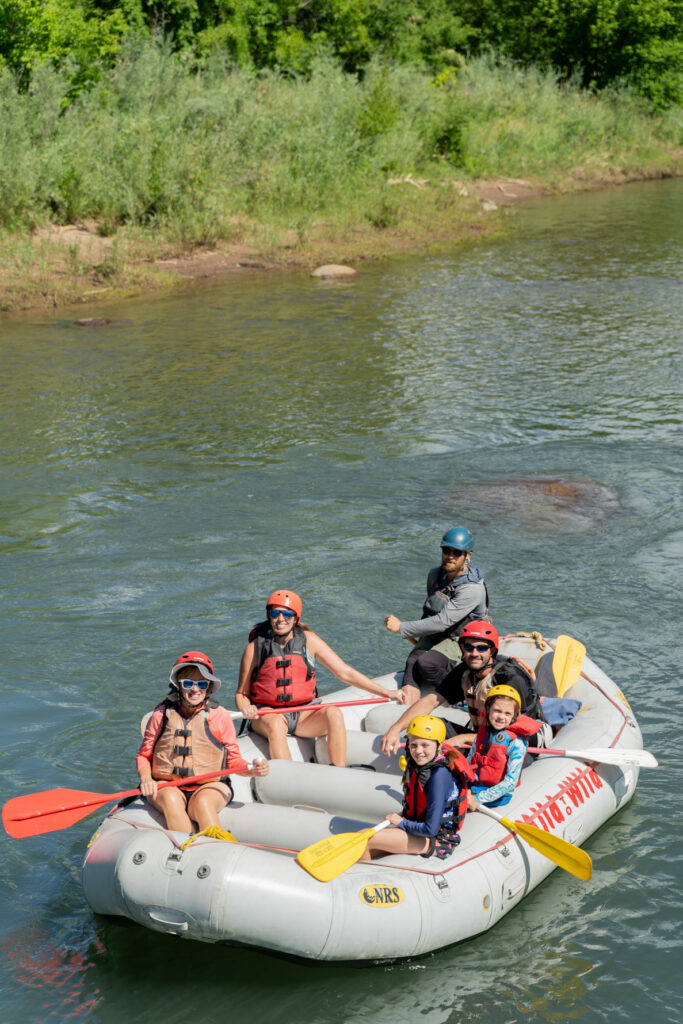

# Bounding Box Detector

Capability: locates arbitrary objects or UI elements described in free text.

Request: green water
[1,179,681,1023]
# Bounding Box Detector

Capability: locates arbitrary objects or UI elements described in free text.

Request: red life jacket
[402,749,474,837]
[469,715,540,788]
[248,622,317,708]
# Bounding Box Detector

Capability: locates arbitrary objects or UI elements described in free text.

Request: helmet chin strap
[473,655,494,679]
[176,686,210,714]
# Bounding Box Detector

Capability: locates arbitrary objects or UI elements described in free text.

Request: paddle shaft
[475,803,592,880]
[527,746,657,768]
[231,696,391,719]
[5,766,254,827]
[453,739,655,769]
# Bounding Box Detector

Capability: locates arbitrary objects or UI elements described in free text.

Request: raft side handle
[503,867,527,903]
[146,907,190,933]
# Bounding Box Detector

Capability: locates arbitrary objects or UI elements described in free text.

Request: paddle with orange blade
[2,767,253,839]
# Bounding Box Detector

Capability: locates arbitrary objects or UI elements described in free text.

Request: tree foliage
[0,0,680,105]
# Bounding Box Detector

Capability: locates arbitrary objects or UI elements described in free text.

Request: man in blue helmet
[384,526,489,704]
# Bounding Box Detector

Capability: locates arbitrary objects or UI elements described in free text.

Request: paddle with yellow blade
[552,635,587,697]
[297,820,393,882]
[476,803,592,880]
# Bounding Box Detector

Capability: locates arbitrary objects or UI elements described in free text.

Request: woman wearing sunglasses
[236,590,406,765]
[137,650,268,833]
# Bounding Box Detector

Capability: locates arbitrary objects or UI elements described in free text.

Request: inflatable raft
[82,635,643,962]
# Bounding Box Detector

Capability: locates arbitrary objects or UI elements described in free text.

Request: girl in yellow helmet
[360,715,474,862]
[466,685,540,810]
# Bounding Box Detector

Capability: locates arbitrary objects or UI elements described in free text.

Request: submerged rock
[311,264,357,279]
[455,477,619,532]
[73,317,132,327]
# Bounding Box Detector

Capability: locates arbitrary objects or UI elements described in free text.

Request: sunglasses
[268,608,296,621]
[442,547,466,557]
[178,678,210,691]
[461,642,491,653]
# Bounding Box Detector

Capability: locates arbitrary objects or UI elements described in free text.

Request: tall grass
[0,37,679,242]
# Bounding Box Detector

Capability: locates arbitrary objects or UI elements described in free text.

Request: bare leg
[251,714,292,759]
[295,706,346,766]
[148,787,193,832]
[187,783,232,830]
[359,829,430,860]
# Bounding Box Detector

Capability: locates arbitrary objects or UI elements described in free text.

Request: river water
[1,179,681,1023]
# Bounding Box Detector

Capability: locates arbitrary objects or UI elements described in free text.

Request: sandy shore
[0,170,676,318]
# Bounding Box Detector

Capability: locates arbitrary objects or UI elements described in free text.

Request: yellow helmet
[406,715,446,744]
[485,684,521,711]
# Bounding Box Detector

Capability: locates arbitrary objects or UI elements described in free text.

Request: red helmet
[458,620,499,656]
[169,650,221,692]
[266,590,302,622]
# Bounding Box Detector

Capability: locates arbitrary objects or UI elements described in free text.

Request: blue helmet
[441,526,474,551]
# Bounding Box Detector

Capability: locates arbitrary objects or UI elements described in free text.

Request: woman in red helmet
[137,650,268,834]
[236,590,406,765]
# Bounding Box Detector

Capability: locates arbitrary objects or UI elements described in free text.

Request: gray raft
[82,635,643,961]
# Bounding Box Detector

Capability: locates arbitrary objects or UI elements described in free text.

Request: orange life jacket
[151,699,227,781]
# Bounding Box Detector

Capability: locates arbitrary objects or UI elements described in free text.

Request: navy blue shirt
[399,764,460,838]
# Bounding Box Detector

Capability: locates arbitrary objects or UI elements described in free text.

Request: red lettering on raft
[518,766,603,831]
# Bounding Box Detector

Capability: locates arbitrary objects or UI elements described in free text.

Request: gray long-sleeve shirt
[399,565,488,641]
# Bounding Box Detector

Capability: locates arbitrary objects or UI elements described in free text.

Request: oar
[552,635,587,697]
[527,746,658,768]
[2,766,254,839]
[455,740,658,770]
[297,820,393,882]
[230,696,392,719]
[476,804,592,881]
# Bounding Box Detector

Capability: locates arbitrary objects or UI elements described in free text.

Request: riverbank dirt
[0,170,675,317]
